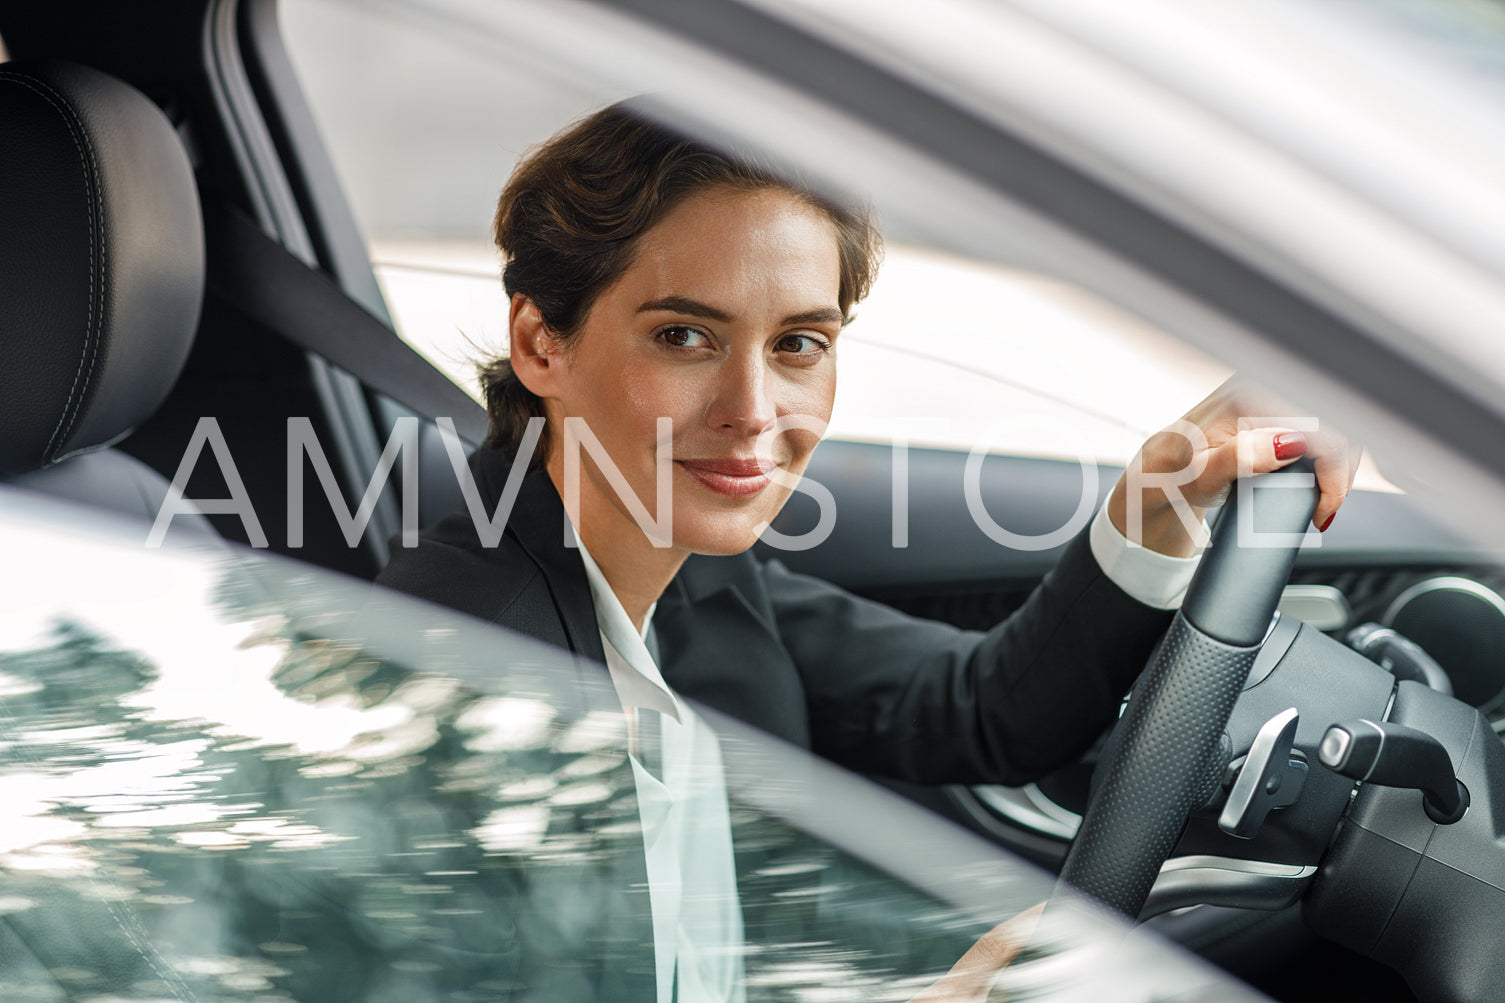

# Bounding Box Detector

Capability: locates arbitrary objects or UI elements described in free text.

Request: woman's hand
[1108,378,1359,558]
[909,903,1044,1002]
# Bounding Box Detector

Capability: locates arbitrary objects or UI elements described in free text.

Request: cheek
[773,370,835,470]
[618,360,705,432]
[777,369,836,426]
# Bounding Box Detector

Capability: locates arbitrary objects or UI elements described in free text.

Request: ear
[508,294,563,397]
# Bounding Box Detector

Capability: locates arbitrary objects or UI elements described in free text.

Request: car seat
[0,59,215,543]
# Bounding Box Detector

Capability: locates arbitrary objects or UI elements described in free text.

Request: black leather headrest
[0,61,204,476]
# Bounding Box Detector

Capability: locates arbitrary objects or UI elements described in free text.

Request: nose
[706,351,776,437]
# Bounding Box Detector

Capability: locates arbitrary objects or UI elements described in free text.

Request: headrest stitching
[0,72,106,464]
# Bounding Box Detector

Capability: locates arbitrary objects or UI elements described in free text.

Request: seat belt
[202,201,489,444]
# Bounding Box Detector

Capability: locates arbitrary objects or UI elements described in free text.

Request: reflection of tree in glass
[0,609,1008,1001]
[0,620,244,998]
[2,617,153,712]
[0,617,650,999]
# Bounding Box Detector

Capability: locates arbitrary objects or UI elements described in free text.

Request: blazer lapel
[472,451,605,667]
[654,575,811,750]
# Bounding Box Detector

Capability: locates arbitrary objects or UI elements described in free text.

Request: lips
[676,456,778,498]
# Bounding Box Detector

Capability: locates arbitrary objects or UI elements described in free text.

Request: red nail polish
[1319,514,1334,532]
[1273,432,1307,461]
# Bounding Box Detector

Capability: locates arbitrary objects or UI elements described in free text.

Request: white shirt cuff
[1088,503,1203,611]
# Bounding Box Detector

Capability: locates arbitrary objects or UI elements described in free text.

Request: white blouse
[572,504,1197,1001]
[575,539,747,1003]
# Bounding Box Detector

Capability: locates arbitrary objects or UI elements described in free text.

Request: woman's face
[532,185,844,557]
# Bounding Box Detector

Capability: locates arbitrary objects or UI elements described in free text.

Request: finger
[1310,446,1360,532]
[909,902,1044,1002]
[964,902,1042,971]
[1213,426,1356,532]
[1244,427,1309,474]
[1183,427,1303,510]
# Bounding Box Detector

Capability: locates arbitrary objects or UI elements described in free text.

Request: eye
[775,332,832,359]
[657,325,711,351]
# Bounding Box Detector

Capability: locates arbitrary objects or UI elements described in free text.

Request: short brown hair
[481,102,882,459]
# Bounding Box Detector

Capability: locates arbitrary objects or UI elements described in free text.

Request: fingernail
[1319,514,1335,532]
[1273,432,1308,461]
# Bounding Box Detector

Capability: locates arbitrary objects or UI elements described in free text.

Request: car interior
[9,2,1505,1001]
[0,59,212,539]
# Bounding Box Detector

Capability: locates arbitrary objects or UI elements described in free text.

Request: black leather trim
[0,60,203,475]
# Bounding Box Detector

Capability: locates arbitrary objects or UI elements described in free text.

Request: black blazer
[377,445,1174,787]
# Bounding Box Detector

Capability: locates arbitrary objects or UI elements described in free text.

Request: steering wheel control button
[1319,719,1469,824]
[1219,707,1308,839]
[1278,584,1353,632]
[1319,727,1351,768]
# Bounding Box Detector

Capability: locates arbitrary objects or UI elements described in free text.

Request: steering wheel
[1058,458,1320,918]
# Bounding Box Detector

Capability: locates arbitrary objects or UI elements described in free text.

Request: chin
[674,517,766,557]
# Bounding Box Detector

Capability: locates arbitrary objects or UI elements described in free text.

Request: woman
[377,103,1352,1001]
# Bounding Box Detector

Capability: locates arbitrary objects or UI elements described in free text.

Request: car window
[279,0,1238,468]
[282,0,1461,503]
[0,493,1255,1000]
[278,0,1423,500]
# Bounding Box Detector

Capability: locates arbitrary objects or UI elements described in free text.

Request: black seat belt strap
[203,201,488,443]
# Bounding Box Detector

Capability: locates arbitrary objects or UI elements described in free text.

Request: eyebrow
[782,306,846,327]
[637,296,731,322]
[637,296,844,328]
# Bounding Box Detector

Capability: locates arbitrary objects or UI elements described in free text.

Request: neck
[546,460,688,633]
